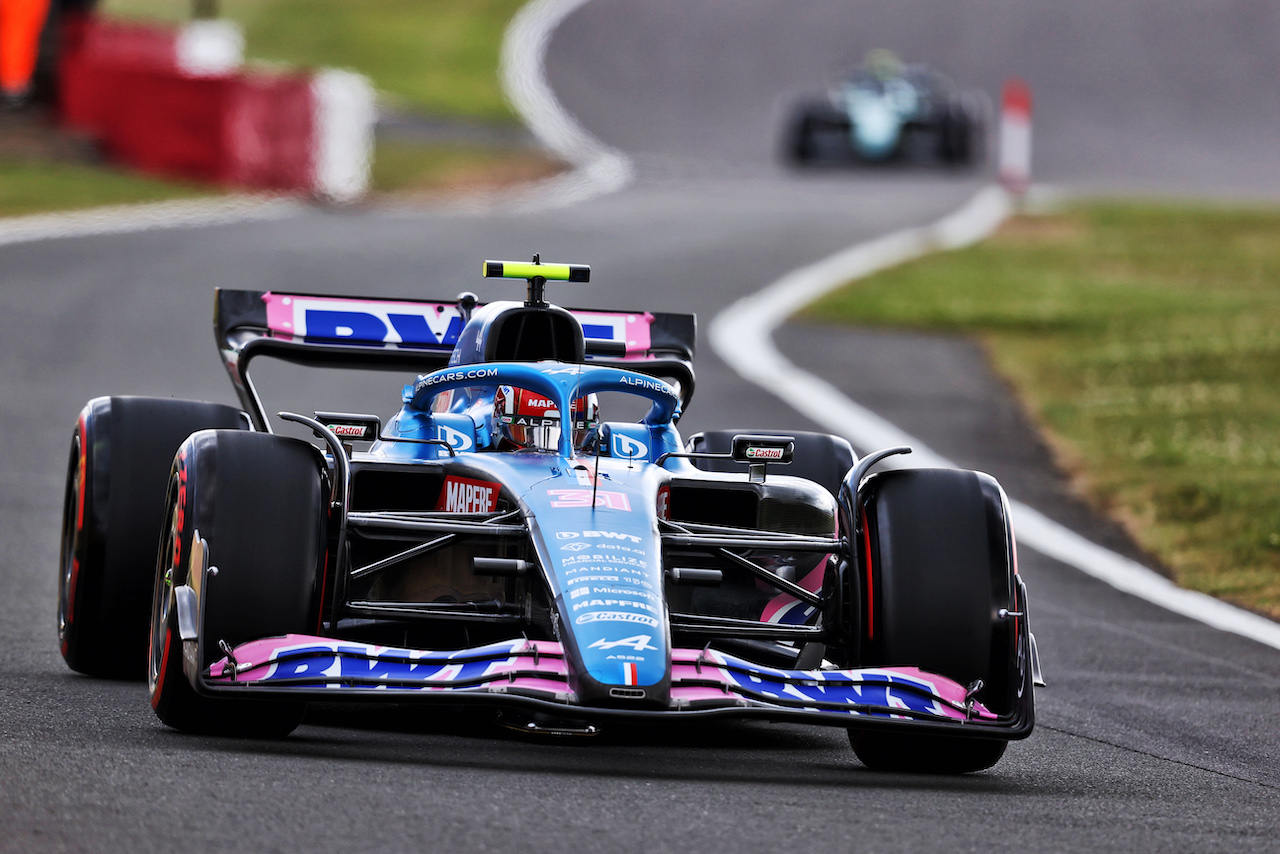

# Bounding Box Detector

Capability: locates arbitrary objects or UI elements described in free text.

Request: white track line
[499,0,633,207]
[711,184,1280,652]
[0,195,301,247]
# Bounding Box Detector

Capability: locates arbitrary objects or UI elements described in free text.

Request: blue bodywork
[371,360,685,696]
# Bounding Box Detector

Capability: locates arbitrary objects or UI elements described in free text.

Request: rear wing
[214,289,697,431]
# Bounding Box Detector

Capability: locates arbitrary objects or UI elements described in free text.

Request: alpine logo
[588,635,658,652]
[436,475,499,513]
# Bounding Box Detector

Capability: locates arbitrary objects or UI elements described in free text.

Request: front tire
[849,467,1019,773]
[148,429,327,737]
[58,396,245,678]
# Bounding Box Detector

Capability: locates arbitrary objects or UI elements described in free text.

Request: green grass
[371,140,561,196]
[102,0,527,120]
[805,202,1280,618]
[0,157,215,215]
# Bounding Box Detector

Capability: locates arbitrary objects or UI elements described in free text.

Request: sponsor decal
[560,554,647,568]
[575,611,659,627]
[273,298,463,348]
[590,586,658,600]
[745,446,785,460]
[564,572,652,589]
[556,529,641,543]
[327,423,370,439]
[436,423,474,452]
[263,643,496,684]
[611,433,648,460]
[546,489,631,511]
[570,587,589,600]
[571,599,656,614]
[435,475,499,514]
[588,635,658,652]
[564,574,622,584]
[619,374,670,395]
[414,367,500,393]
[722,668,944,716]
[656,485,670,521]
[560,541,591,552]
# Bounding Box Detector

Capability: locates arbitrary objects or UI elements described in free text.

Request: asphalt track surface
[3,2,1280,851]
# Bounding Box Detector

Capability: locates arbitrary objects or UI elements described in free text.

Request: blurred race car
[57,257,1040,773]
[786,50,984,166]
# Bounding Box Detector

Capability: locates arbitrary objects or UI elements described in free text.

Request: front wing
[204,635,1031,739]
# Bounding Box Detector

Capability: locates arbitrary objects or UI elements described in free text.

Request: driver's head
[494,386,598,451]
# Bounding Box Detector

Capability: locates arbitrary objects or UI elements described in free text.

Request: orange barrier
[1,0,51,97]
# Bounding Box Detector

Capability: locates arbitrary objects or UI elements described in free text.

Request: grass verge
[372,141,562,199]
[0,155,216,216]
[804,201,1280,619]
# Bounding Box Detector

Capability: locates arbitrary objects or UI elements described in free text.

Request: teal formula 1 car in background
[786,50,985,167]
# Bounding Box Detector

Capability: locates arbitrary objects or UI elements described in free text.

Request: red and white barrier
[58,15,372,201]
[998,78,1032,196]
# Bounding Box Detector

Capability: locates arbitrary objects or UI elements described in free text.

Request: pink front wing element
[206,635,993,721]
[759,559,829,624]
[667,648,995,720]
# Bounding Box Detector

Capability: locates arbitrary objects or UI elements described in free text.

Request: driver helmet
[494,386,598,451]
[864,48,904,80]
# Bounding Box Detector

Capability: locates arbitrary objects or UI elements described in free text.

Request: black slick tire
[58,396,245,678]
[849,468,1017,773]
[148,429,327,737]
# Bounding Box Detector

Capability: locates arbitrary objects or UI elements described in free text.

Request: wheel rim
[148,474,181,694]
[57,433,83,646]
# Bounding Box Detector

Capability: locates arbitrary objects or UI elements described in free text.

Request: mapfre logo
[436,475,499,513]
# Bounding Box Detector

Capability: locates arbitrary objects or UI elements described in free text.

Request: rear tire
[788,111,816,162]
[148,429,327,737]
[849,468,1017,773]
[938,103,977,165]
[785,101,852,164]
[58,396,245,678]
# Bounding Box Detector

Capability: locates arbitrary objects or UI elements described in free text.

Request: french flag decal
[624,663,639,685]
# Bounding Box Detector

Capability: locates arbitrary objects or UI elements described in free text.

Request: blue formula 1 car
[786,51,983,167]
[57,258,1041,773]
